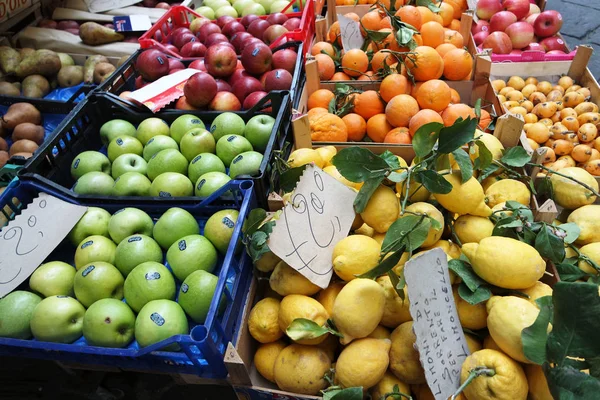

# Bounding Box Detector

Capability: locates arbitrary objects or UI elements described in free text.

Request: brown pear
[83,55,109,84]
[58,65,84,87]
[2,103,42,130]
[0,81,20,96]
[9,139,38,156]
[0,47,20,75]
[12,123,45,145]
[79,22,124,45]
[19,48,35,60]
[0,137,7,151]
[22,75,50,98]
[15,50,61,78]
[93,62,116,84]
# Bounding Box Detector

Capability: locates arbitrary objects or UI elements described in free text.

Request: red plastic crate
[139,0,314,58]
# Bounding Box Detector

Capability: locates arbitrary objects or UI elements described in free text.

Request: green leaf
[358,247,406,279]
[452,148,473,184]
[545,365,600,400]
[448,259,487,292]
[535,225,566,264]
[414,170,452,194]
[243,208,267,236]
[501,146,531,167]
[558,223,581,244]
[279,166,307,192]
[382,215,429,254]
[416,0,441,12]
[478,163,501,181]
[474,140,493,171]
[435,154,451,172]
[332,147,391,183]
[458,282,492,305]
[589,357,600,379]
[323,387,364,400]
[437,117,478,154]
[474,98,482,119]
[404,217,431,252]
[537,177,554,199]
[286,318,341,341]
[388,270,405,300]
[353,175,385,213]
[428,215,442,230]
[380,150,401,170]
[495,217,523,229]
[388,170,408,183]
[328,96,336,114]
[555,262,590,282]
[412,122,443,158]
[522,296,553,365]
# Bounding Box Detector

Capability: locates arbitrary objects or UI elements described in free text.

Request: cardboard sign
[85,0,140,13]
[338,13,364,51]
[268,165,357,288]
[128,68,202,112]
[404,248,470,400]
[113,15,152,32]
[0,193,87,298]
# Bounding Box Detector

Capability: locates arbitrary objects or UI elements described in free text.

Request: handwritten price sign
[404,248,470,400]
[0,0,32,21]
[338,14,364,51]
[268,164,357,288]
[0,193,87,297]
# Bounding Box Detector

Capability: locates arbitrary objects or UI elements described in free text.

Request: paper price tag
[404,248,470,400]
[338,14,364,51]
[268,164,357,288]
[0,193,87,298]
[113,15,152,32]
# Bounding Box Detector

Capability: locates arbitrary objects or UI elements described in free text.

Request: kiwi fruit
[0,81,20,96]
[0,137,7,151]
[9,139,38,156]
[12,123,44,145]
[0,150,8,168]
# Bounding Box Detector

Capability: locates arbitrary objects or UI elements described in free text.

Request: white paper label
[85,0,141,13]
[113,15,152,32]
[338,14,364,51]
[0,193,87,297]
[268,164,357,288]
[404,248,470,400]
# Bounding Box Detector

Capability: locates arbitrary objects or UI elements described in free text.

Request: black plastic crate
[20,92,292,207]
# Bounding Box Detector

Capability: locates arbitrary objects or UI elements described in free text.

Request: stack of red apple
[149,12,301,57]
[473,0,567,56]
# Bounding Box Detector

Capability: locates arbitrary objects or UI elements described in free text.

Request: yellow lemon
[361,185,400,233]
[333,278,386,345]
[248,298,284,344]
[453,286,488,330]
[465,333,483,353]
[521,281,553,306]
[550,167,598,209]
[461,236,546,289]
[578,242,600,274]
[525,364,553,400]
[434,171,492,217]
[323,165,363,190]
[316,281,345,316]
[254,340,287,383]
[472,131,504,161]
[422,239,461,259]
[567,204,600,245]
[352,213,364,230]
[332,235,381,281]
[389,321,426,385]
[254,251,281,273]
[316,333,339,361]
[454,215,494,244]
[273,344,331,395]
[483,335,504,353]
[354,223,375,237]
[481,174,505,192]
[397,178,431,203]
[485,179,531,208]
[287,148,324,168]
[370,370,411,400]
[377,275,412,329]
[279,294,329,345]
[460,349,528,400]
[487,296,541,363]
[336,338,391,389]
[373,232,387,245]
[316,145,337,167]
[401,202,444,247]
[269,261,321,296]
[368,325,391,340]
[491,201,513,218]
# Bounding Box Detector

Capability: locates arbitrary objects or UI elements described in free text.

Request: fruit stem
[401,168,412,213]
[451,367,496,400]
[528,163,600,198]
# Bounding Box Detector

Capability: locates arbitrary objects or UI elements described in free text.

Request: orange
[354,90,385,120]
[344,12,360,21]
[371,50,396,73]
[379,16,392,29]
[307,107,329,120]
[308,89,335,110]
[384,127,412,144]
[315,53,335,80]
[328,21,341,45]
[331,72,352,81]
[405,46,444,81]
[374,28,393,50]
[409,109,444,136]
[435,43,457,58]
[449,19,461,31]
[311,42,335,57]
[342,113,367,141]
[358,71,377,81]
[443,48,473,81]
[449,88,461,104]
[366,113,393,142]
[444,30,464,48]
[416,79,452,112]
[310,113,348,142]
[417,6,436,24]
[395,5,421,30]
[438,2,455,26]
[411,82,424,98]
[445,0,467,19]
[385,94,420,127]
[360,11,383,36]
[479,109,492,131]
[421,21,445,48]
[441,103,476,126]
[379,0,404,11]
[380,74,411,102]
[342,49,369,77]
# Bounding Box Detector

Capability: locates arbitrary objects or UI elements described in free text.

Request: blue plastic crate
[0,178,255,378]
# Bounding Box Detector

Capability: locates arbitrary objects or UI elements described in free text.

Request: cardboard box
[0,0,39,24]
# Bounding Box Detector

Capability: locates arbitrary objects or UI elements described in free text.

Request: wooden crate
[0,1,41,33]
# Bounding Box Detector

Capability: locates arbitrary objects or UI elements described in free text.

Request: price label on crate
[0,193,87,297]
[404,248,470,400]
[268,164,357,288]
[113,15,152,32]
[338,13,364,51]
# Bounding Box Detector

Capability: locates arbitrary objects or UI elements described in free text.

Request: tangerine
[310,113,348,142]
[360,11,383,36]
[308,89,335,110]
[380,74,411,102]
[342,113,368,141]
[311,42,335,57]
[395,5,421,30]
[444,30,464,47]
[385,94,420,127]
[435,43,457,58]
[443,48,473,81]
[342,49,369,77]
[479,109,493,131]
[438,2,455,26]
[307,107,329,120]
[441,103,476,126]
[409,109,444,136]
[405,46,444,81]
[366,113,393,142]
[416,79,452,112]
[449,88,461,103]
[354,90,385,120]
[371,50,396,73]
[315,53,335,80]
[421,21,445,48]
[384,127,412,144]
[331,72,352,81]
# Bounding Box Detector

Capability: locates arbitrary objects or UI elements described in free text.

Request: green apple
[74,235,117,269]
[216,135,253,166]
[242,2,265,15]
[82,298,136,348]
[30,296,86,343]
[73,172,115,195]
[233,0,254,14]
[114,234,163,276]
[111,154,147,179]
[124,262,176,313]
[270,0,291,13]
[210,112,245,141]
[112,172,152,196]
[216,5,238,17]
[143,135,179,161]
[244,114,275,152]
[74,262,124,307]
[195,171,231,197]
[30,261,76,297]
[170,114,204,144]
[100,119,136,145]
[68,207,111,246]
[136,117,170,145]
[180,128,216,162]
[188,153,226,184]
[179,271,223,323]
[135,300,189,351]
[108,208,154,244]
[195,6,215,19]
[107,136,143,162]
[204,209,239,253]
[146,149,188,181]
[209,0,230,10]
[149,173,194,198]
[166,234,218,281]
[0,291,42,339]
[71,151,111,180]
[229,151,264,178]
[153,207,200,250]
[256,0,272,13]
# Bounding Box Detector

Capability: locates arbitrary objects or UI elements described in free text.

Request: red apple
[135,49,170,81]
[540,36,568,52]
[242,37,264,48]
[205,44,238,77]
[264,69,293,91]
[528,3,540,16]
[547,50,567,55]
[471,20,490,35]
[189,59,208,71]
[205,33,229,47]
[215,79,232,92]
[272,49,297,73]
[169,27,192,44]
[241,14,260,28]
[259,71,268,89]
[510,49,523,55]
[505,21,534,49]
[184,72,218,107]
[232,76,264,102]
[39,19,57,29]
[198,23,221,42]
[153,30,163,42]
[476,0,502,20]
[168,59,185,70]
[181,42,207,57]
[263,24,288,45]
[526,13,539,25]
[176,96,201,110]
[217,15,236,28]
[533,10,563,38]
[474,31,490,46]
[190,17,211,34]
[242,42,273,75]
[482,31,513,54]
[163,44,180,55]
[155,2,170,9]
[229,69,251,85]
[490,11,517,33]
[222,21,245,38]
[283,18,301,31]
[174,32,196,49]
[135,76,148,89]
[231,31,253,52]
[57,20,79,30]
[243,91,268,110]
[267,12,288,25]
[210,91,242,111]
[502,0,529,20]
[248,19,271,39]
[524,42,545,52]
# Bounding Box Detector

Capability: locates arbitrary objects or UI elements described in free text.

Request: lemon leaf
[354,175,386,213]
[414,170,453,194]
[448,259,487,292]
[458,282,491,305]
[452,148,473,184]
[501,146,531,167]
[279,165,306,193]
[323,387,363,400]
[413,122,443,158]
[535,225,566,264]
[416,0,441,12]
[558,223,581,244]
[387,170,408,183]
[545,365,600,400]
[332,147,391,183]
[522,295,553,365]
[380,150,401,170]
[359,247,406,280]
[478,163,500,181]
[388,269,405,301]
[437,117,478,154]
[474,98,482,119]
[555,263,590,282]
[243,208,267,236]
[286,318,332,341]
[474,140,493,171]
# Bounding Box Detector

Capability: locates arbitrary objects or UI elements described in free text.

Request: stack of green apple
[195,0,301,19]
[0,205,240,351]
[70,112,275,198]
